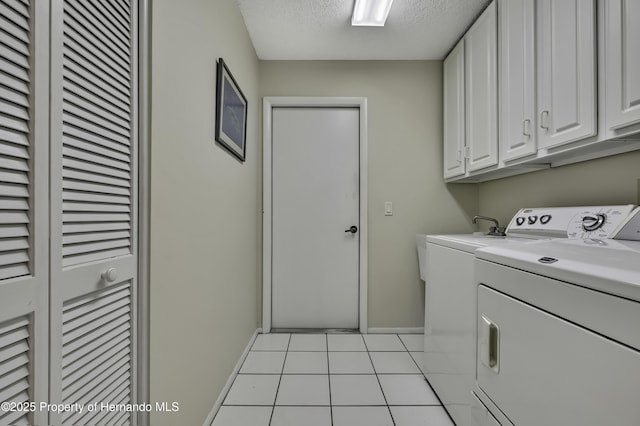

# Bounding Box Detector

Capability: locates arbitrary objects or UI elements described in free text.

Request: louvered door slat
[64,67,129,116]
[63,297,130,333]
[0,316,31,425]
[62,191,130,206]
[64,128,129,155]
[64,355,129,406]
[0,14,29,44]
[65,375,129,425]
[0,59,29,88]
[81,0,130,50]
[63,167,130,187]
[0,43,29,71]
[0,224,28,239]
[63,23,129,86]
[108,0,130,24]
[63,146,130,172]
[63,306,130,344]
[63,180,130,197]
[64,113,130,147]
[0,128,28,146]
[63,31,129,92]
[63,231,131,245]
[63,78,130,123]
[62,322,129,368]
[91,0,129,34]
[63,45,129,102]
[0,1,29,29]
[63,222,130,234]
[63,339,130,397]
[63,202,130,213]
[0,30,29,58]
[66,0,130,66]
[0,113,28,135]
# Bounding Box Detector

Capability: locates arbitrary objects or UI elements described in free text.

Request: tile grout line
[268,333,292,425]
[399,335,450,410]
[326,333,334,426]
[362,333,397,426]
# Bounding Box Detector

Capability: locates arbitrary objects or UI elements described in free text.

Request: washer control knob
[527,215,538,225]
[540,214,552,225]
[582,214,606,232]
[516,217,525,226]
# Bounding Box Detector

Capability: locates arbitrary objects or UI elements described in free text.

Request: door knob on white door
[344,226,358,234]
[101,268,118,283]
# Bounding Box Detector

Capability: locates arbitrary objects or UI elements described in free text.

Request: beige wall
[260,61,478,328]
[150,0,260,424]
[478,151,640,225]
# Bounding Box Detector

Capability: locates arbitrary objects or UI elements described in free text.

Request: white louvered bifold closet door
[49,0,138,425]
[0,0,49,425]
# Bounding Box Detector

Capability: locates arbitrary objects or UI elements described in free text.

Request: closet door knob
[101,268,118,283]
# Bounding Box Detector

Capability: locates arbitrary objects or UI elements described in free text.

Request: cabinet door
[537,0,596,149]
[465,1,498,172]
[605,0,640,131]
[499,0,537,162]
[443,40,466,179]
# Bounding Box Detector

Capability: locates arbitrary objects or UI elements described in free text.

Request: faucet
[473,215,507,237]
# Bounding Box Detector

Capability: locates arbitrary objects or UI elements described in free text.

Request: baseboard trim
[367,327,424,334]
[203,328,262,426]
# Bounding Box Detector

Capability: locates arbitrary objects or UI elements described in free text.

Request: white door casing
[263,97,368,333]
[49,0,138,424]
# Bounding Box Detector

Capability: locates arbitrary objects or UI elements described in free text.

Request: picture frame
[215,58,248,162]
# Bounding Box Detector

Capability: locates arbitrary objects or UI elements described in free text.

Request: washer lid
[476,239,640,301]
[426,233,533,254]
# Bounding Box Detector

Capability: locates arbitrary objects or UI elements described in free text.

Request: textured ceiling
[236,0,491,60]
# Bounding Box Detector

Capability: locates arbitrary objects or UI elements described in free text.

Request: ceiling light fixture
[351,0,394,26]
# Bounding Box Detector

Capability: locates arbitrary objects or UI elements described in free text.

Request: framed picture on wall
[215,58,248,162]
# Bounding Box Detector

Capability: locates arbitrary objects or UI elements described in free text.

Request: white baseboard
[203,328,262,426]
[367,327,424,334]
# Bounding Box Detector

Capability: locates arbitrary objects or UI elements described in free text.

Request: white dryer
[473,207,640,426]
[418,205,637,426]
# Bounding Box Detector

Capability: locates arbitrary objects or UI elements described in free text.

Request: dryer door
[477,284,640,426]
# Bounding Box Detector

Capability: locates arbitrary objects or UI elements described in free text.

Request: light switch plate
[384,201,393,216]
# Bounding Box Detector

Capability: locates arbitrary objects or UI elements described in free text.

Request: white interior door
[49,1,138,424]
[271,107,360,330]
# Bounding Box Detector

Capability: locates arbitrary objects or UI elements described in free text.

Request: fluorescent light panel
[352,0,394,26]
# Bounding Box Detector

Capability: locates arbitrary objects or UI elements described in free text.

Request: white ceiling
[236,0,491,60]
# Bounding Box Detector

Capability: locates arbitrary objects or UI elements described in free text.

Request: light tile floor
[212,333,455,426]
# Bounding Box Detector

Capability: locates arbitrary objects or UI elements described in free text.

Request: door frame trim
[262,97,368,333]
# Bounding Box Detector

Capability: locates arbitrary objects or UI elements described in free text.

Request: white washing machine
[472,207,640,426]
[417,205,637,426]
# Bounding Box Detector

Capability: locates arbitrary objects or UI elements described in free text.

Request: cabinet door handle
[523,119,531,137]
[456,150,462,163]
[480,315,500,373]
[540,110,550,130]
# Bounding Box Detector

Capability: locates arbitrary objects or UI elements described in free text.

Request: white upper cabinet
[537,0,597,149]
[443,40,466,179]
[499,0,537,162]
[605,0,640,131]
[443,2,497,180]
[465,1,498,172]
